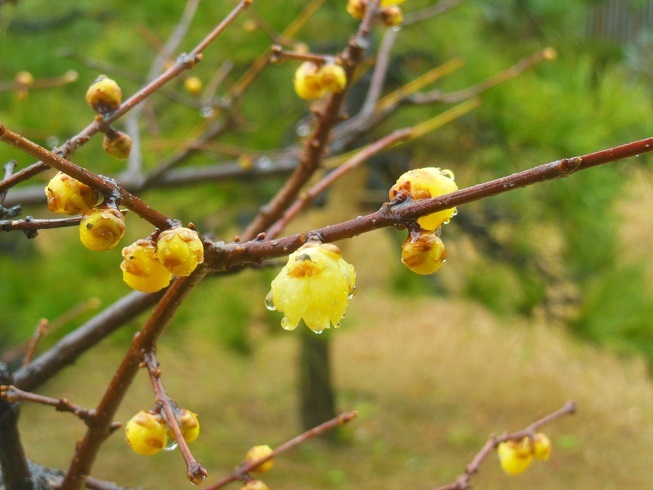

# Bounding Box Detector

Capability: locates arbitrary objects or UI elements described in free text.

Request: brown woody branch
[266,128,413,238]
[0,124,172,229]
[204,135,653,269]
[206,411,357,489]
[0,364,33,490]
[436,401,576,490]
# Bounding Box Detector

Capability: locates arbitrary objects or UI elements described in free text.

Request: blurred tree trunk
[299,329,336,431]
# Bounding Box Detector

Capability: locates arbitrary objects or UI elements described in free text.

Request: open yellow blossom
[266,242,356,333]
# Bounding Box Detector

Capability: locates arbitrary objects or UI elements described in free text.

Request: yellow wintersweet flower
[389,167,458,231]
[267,242,356,333]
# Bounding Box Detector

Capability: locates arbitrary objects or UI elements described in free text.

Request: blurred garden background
[1,0,653,488]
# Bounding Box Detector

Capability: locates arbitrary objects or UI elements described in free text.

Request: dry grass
[16,287,653,489]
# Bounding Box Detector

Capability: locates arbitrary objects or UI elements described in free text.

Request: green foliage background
[1,1,652,368]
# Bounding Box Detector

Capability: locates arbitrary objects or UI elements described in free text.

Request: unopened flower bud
[318,63,347,93]
[241,481,269,490]
[86,75,122,114]
[125,411,167,456]
[246,445,274,473]
[155,227,204,277]
[15,71,34,87]
[79,207,126,251]
[497,439,533,475]
[45,171,97,215]
[346,0,367,19]
[401,231,447,275]
[121,239,172,292]
[184,76,203,97]
[103,128,132,160]
[293,61,326,100]
[380,5,403,27]
[532,433,551,461]
[172,409,200,443]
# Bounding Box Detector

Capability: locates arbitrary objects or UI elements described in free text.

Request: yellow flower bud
[497,439,533,475]
[155,227,204,277]
[85,75,122,114]
[79,207,126,251]
[246,445,274,473]
[121,240,172,293]
[125,411,168,456]
[293,61,326,100]
[15,71,34,87]
[380,5,403,27]
[401,231,447,275]
[389,167,458,231]
[184,76,203,97]
[532,433,551,461]
[346,0,367,19]
[103,128,132,160]
[241,481,269,490]
[168,409,200,443]
[45,171,97,215]
[267,242,356,333]
[317,63,347,93]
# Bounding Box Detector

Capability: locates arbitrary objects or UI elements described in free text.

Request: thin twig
[22,320,48,368]
[142,351,207,484]
[0,385,97,426]
[2,297,101,366]
[408,47,557,105]
[436,401,576,490]
[266,128,413,238]
[205,411,358,489]
[403,0,466,26]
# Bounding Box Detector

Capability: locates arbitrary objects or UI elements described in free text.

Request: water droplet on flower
[348,285,357,299]
[264,292,276,311]
[164,439,179,451]
[281,317,296,331]
[335,322,341,328]
[451,209,458,217]
[392,25,402,32]
[313,328,324,334]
